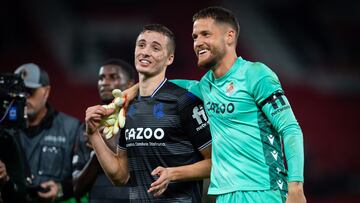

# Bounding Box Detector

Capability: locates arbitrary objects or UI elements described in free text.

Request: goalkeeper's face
[192,18,227,69]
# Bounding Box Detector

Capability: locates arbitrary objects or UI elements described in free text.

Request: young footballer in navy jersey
[85,24,212,203]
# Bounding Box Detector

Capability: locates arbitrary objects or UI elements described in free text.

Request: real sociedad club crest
[153,103,164,119]
[226,81,234,96]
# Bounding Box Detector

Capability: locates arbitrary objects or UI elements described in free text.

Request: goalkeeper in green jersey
[171,6,306,203]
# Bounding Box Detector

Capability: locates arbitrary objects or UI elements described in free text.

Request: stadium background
[1,0,359,202]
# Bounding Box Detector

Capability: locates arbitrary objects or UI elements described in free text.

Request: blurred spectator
[72,59,136,202]
[0,63,83,203]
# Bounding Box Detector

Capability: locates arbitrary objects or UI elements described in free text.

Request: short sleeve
[118,127,127,151]
[178,92,211,151]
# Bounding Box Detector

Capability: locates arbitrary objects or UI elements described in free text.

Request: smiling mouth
[197,48,210,57]
[139,59,151,65]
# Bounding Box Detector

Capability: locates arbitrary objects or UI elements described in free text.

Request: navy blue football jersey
[119,79,211,203]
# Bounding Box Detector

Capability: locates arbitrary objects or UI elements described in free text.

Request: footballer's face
[192,18,227,69]
[98,65,130,103]
[134,31,174,77]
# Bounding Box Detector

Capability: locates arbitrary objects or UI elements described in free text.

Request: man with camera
[0,63,83,203]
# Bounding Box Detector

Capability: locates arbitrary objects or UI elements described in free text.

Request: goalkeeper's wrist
[288,182,304,194]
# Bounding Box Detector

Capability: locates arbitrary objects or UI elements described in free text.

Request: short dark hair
[140,24,176,55]
[102,58,136,80]
[193,6,240,39]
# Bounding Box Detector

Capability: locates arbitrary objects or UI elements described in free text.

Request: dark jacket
[1,104,83,202]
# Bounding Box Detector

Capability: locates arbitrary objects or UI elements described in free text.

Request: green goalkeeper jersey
[171,57,304,195]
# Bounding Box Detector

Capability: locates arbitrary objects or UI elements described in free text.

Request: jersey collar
[138,78,168,100]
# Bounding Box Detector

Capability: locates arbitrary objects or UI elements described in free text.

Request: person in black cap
[0,63,84,203]
[14,63,51,123]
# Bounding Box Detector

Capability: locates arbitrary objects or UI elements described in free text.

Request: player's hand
[122,83,139,109]
[286,182,306,203]
[148,166,172,197]
[0,160,10,185]
[37,180,58,203]
[85,105,113,135]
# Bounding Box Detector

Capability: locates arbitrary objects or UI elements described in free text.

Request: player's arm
[72,151,100,197]
[152,145,211,181]
[122,83,139,108]
[147,145,211,197]
[249,63,305,202]
[72,124,100,198]
[148,94,212,197]
[170,79,203,100]
[85,105,129,185]
[161,145,211,180]
[249,63,305,182]
[89,131,129,185]
[259,91,304,182]
[260,93,306,203]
